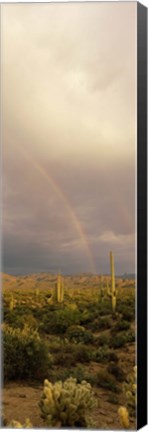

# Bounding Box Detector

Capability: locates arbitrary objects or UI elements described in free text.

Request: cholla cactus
[8,418,32,428]
[124,366,137,416]
[118,406,130,429]
[39,377,95,427]
[118,366,137,429]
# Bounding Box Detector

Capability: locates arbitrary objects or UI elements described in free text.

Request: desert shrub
[39,377,95,427]
[66,325,94,344]
[73,345,92,363]
[40,309,81,335]
[111,320,130,333]
[107,351,119,362]
[70,366,88,383]
[47,368,71,383]
[93,348,118,364]
[110,330,135,349]
[96,370,120,393]
[107,394,118,405]
[95,334,110,347]
[48,340,62,354]
[3,311,24,328]
[107,363,126,382]
[126,330,135,343]
[4,305,39,330]
[53,352,76,367]
[120,307,134,322]
[88,315,112,331]
[109,332,127,349]
[52,342,91,366]
[97,301,112,316]
[78,310,94,325]
[52,366,89,384]
[97,316,112,330]
[89,318,100,331]
[3,324,50,381]
[23,314,38,329]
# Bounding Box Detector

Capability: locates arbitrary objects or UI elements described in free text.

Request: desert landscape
[2,262,136,429]
[1,2,137,429]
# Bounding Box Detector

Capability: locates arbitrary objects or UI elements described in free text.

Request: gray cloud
[2,2,136,274]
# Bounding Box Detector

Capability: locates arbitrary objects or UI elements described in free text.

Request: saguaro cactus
[100,275,104,300]
[110,251,116,313]
[61,277,64,302]
[9,296,14,311]
[106,279,111,297]
[56,274,64,303]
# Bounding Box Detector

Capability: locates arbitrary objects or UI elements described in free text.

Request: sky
[2,2,137,275]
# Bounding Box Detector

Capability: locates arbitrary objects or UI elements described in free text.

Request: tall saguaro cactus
[100,275,104,300]
[61,277,64,302]
[56,273,64,303]
[106,279,111,296]
[110,251,116,313]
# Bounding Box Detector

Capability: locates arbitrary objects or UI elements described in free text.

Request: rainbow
[18,146,97,274]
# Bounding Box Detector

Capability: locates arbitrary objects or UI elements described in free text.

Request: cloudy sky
[2,2,137,275]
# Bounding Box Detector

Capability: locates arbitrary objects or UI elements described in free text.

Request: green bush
[66,325,94,344]
[107,363,126,382]
[110,331,135,349]
[126,330,135,343]
[120,307,134,321]
[97,301,112,316]
[3,324,50,381]
[98,317,112,330]
[52,366,89,384]
[109,332,127,349]
[73,345,92,363]
[70,366,88,383]
[88,315,112,332]
[4,306,39,331]
[40,309,81,335]
[79,310,94,326]
[39,377,95,427]
[53,351,76,367]
[95,334,110,347]
[3,311,24,329]
[111,320,131,333]
[93,348,118,364]
[96,370,120,393]
[52,342,91,367]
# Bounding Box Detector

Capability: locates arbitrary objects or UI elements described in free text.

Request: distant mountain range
[1,272,135,291]
[119,273,135,280]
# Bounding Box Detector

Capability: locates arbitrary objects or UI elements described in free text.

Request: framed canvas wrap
[0,1,147,430]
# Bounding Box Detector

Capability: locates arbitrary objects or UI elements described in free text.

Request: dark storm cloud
[3,152,135,274]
